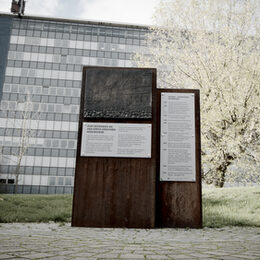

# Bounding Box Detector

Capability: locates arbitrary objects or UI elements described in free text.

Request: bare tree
[134,0,260,187]
[0,93,40,193]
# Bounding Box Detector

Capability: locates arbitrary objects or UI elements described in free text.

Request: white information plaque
[160,93,196,181]
[81,122,152,158]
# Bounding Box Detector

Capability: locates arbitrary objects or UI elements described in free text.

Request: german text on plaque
[160,93,196,181]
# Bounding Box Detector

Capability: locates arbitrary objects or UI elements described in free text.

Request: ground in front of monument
[0,223,259,259]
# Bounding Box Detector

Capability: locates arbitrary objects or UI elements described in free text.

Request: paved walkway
[0,223,259,259]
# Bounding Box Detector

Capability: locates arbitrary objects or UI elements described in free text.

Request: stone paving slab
[0,223,259,259]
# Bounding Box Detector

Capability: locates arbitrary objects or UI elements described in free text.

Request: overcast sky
[0,0,161,25]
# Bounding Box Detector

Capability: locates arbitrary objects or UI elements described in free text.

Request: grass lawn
[0,194,72,223]
[202,186,260,227]
[0,186,259,227]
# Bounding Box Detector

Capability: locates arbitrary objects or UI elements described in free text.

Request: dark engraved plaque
[84,68,152,119]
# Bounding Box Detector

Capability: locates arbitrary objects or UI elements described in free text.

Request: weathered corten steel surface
[72,67,157,228]
[156,89,202,228]
[72,157,156,228]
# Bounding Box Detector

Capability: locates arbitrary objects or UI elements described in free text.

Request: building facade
[0,13,149,194]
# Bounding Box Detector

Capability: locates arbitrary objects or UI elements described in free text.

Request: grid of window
[0,165,75,176]
[1,146,77,157]
[11,19,148,43]
[0,184,74,194]
[0,15,149,194]
[8,44,134,61]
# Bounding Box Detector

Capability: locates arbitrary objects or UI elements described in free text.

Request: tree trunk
[214,168,226,188]
[214,154,233,187]
[14,163,20,194]
[14,151,23,194]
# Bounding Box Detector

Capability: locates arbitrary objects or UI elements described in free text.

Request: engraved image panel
[84,68,152,119]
